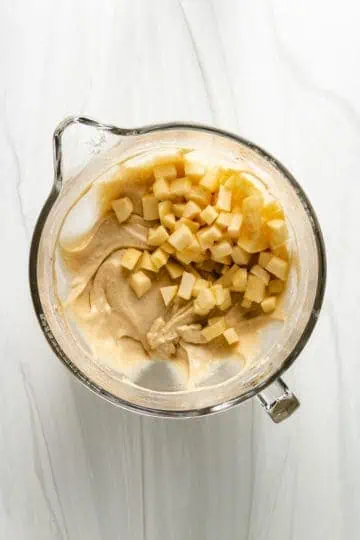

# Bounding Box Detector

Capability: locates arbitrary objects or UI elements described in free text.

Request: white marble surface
[1,0,360,538]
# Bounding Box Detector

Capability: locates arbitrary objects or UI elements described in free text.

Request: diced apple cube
[215,255,232,265]
[161,242,176,254]
[153,178,171,200]
[151,248,169,270]
[200,205,218,225]
[183,200,202,219]
[231,246,250,265]
[244,193,264,211]
[120,248,142,271]
[237,230,269,253]
[208,316,223,326]
[224,174,238,190]
[223,327,239,345]
[148,225,169,246]
[188,185,212,207]
[201,318,227,342]
[216,264,240,287]
[187,236,202,253]
[173,203,186,217]
[160,285,178,306]
[211,284,225,306]
[175,251,195,265]
[258,251,272,268]
[268,279,284,295]
[139,251,156,272]
[151,150,183,167]
[153,163,177,181]
[181,249,205,264]
[244,275,266,303]
[242,195,263,234]
[216,212,232,230]
[170,177,192,199]
[217,171,230,185]
[168,224,194,250]
[162,213,176,231]
[262,200,284,220]
[272,243,290,261]
[199,167,220,192]
[197,225,222,249]
[231,268,247,292]
[241,298,252,309]
[267,219,288,247]
[237,174,261,197]
[250,264,270,285]
[210,241,232,260]
[194,288,217,316]
[219,288,232,311]
[130,271,152,298]
[266,256,288,280]
[261,296,277,313]
[112,197,133,224]
[184,154,206,177]
[166,261,184,279]
[142,194,160,221]
[177,271,196,300]
[177,217,200,232]
[232,186,247,206]
[192,278,210,297]
[228,213,243,238]
[158,200,172,221]
[216,185,232,212]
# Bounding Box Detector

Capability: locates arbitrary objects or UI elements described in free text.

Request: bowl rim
[29,117,327,418]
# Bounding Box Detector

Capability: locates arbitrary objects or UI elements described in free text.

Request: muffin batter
[60,149,289,387]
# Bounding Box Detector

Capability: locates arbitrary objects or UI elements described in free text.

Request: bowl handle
[257,378,300,423]
[53,116,131,191]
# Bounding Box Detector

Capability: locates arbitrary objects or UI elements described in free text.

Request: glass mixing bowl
[29,117,326,423]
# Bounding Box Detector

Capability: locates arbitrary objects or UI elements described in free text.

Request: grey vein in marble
[2,93,30,240]
[20,363,69,540]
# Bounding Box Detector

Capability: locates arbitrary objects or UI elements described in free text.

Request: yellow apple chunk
[266,256,288,280]
[168,225,194,251]
[111,197,133,224]
[178,271,196,300]
[201,318,227,342]
[244,274,266,303]
[223,328,239,345]
[142,194,159,221]
[261,296,277,313]
[121,248,142,271]
[160,285,178,306]
[130,271,152,298]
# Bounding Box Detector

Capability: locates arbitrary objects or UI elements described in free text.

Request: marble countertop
[1,0,359,538]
